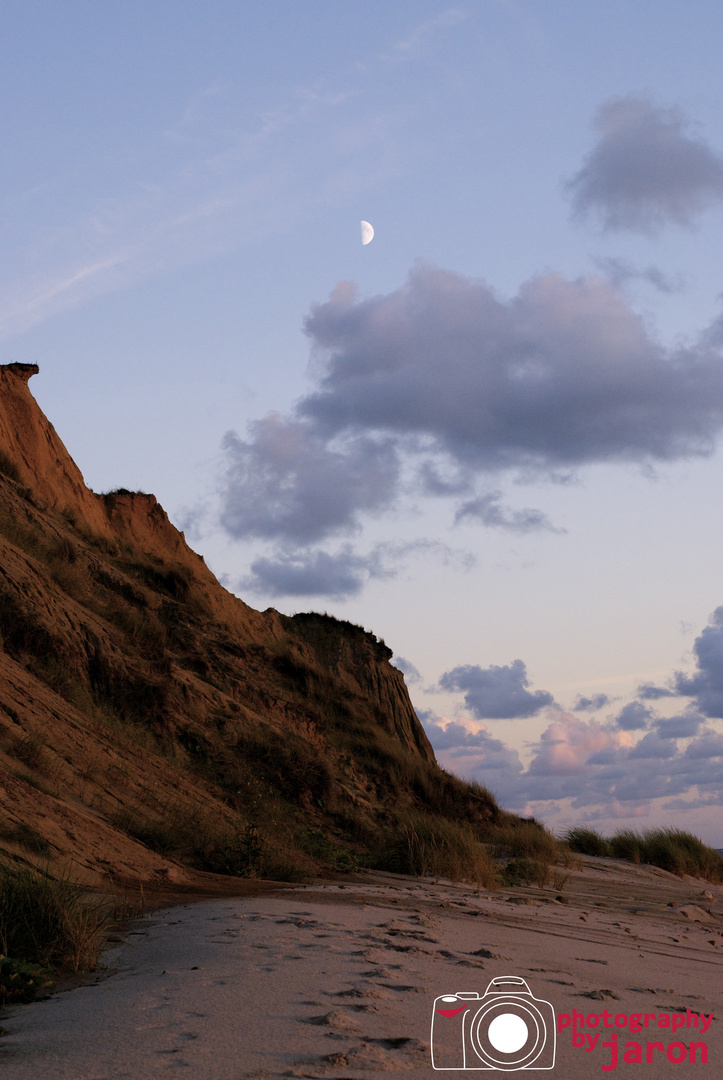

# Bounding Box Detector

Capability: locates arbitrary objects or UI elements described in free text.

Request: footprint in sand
[317,1036,428,1073]
[330,982,396,1000]
[302,1009,363,1032]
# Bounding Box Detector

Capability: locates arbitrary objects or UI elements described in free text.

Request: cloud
[685,731,723,759]
[394,657,422,684]
[423,699,723,824]
[454,710,723,815]
[420,715,524,772]
[654,711,703,739]
[220,264,723,549]
[628,729,678,759]
[567,96,723,233]
[673,606,723,717]
[528,714,629,775]
[637,682,677,700]
[614,701,653,731]
[592,256,682,294]
[439,659,555,719]
[573,692,612,712]
[220,417,398,543]
[242,545,388,600]
[454,491,564,533]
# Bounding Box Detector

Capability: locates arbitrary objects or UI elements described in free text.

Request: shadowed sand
[0,859,721,1079]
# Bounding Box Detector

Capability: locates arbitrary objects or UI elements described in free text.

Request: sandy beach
[1,859,721,1079]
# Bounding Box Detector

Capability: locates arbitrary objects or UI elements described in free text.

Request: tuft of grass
[564,825,612,858]
[374,813,498,888]
[608,828,643,862]
[501,857,551,888]
[0,862,108,972]
[7,730,46,771]
[488,820,560,864]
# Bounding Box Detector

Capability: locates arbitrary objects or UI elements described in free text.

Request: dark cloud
[673,606,723,717]
[628,730,678,759]
[454,492,564,533]
[685,731,723,759]
[243,545,386,600]
[219,265,723,551]
[614,701,653,731]
[573,692,612,712]
[439,659,554,719]
[637,682,676,700]
[302,265,723,473]
[567,97,723,233]
[654,712,703,739]
[220,418,398,543]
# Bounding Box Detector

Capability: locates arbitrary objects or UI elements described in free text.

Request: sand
[0,858,721,1078]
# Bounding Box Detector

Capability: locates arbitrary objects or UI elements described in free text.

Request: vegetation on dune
[0,861,107,1004]
[564,825,723,882]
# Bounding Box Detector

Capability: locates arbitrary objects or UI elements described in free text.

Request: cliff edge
[0,364,497,885]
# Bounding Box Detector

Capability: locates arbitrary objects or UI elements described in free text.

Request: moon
[360,220,374,245]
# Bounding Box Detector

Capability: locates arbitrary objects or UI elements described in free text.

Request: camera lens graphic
[487,1013,529,1054]
[471,1000,544,1069]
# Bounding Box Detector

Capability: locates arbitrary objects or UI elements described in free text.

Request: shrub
[238,730,334,807]
[0,862,107,972]
[0,957,55,1005]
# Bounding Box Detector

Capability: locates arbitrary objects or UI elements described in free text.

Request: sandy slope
[0,860,721,1079]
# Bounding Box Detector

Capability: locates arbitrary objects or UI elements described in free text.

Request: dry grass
[487,820,560,863]
[0,861,108,972]
[374,813,498,888]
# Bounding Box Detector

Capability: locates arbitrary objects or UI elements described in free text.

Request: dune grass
[563,825,723,882]
[0,861,108,973]
[374,813,498,888]
[564,825,613,858]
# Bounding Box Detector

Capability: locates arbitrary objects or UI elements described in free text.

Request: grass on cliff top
[564,825,723,882]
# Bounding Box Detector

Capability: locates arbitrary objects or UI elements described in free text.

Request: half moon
[361,220,374,245]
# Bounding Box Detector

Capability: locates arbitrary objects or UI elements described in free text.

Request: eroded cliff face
[0,364,113,539]
[0,363,481,885]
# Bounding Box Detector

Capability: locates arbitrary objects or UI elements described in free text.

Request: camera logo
[431,976,556,1071]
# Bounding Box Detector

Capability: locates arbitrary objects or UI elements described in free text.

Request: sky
[4,0,723,844]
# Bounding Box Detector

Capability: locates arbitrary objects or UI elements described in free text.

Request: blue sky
[5,1,723,843]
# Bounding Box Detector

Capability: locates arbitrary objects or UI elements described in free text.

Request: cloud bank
[424,707,722,820]
[567,96,723,233]
[425,608,723,823]
[220,264,723,597]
